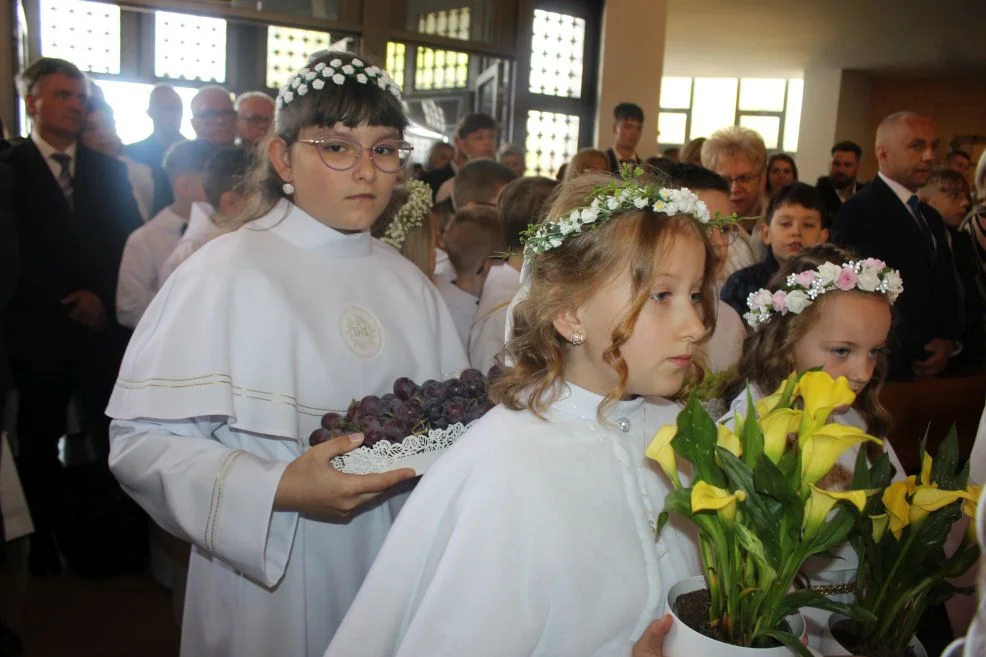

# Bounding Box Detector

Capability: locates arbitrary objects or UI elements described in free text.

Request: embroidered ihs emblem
[339,305,384,360]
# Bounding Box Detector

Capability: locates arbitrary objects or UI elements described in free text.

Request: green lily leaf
[761,630,813,657]
[672,393,727,488]
[717,448,782,568]
[777,590,876,622]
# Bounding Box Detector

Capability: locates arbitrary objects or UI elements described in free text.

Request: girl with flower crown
[721,242,907,646]
[325,172,724,657]
[104,52,467,657]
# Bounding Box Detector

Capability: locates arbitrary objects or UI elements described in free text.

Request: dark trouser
[11,326,125,548]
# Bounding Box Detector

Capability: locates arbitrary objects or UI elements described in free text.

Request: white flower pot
[817,613,927,657]
[663,576,808,656]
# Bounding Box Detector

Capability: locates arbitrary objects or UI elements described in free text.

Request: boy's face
[760,202,828,263]
[614,118,643,152]
[176,172,206,205]
[923,184,970,228]
[456,128,496,161]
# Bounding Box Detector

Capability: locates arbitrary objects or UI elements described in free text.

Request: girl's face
[769,159,795,191]
[791,292,891,392]
[277,122,404,232]
[561,231,708,399]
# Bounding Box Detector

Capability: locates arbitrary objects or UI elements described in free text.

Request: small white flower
[693,200,711,223]
[332,73,346,85]
[580,207,599,223]
[377,77,388,89]
[314,62,326,71]
[342,64,356,75]
[304,71,317,81]
[299,68,311,77]
[290,77,302,89]
[351,58,364,67]
[856,267,880,292]
[297,84,309,96]
[365,66,381,76]
[330,58,343,67]
[884,270,904,297]
[633,196,648,209]
[356,73,368,84]
[784,289,810,314]
[321,67,336,78]
[607,197,620,210]
[312,78,325,90]
[283,90,294,104]
[816,262,842,286]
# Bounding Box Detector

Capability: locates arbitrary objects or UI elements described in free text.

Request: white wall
[796,68,843,184]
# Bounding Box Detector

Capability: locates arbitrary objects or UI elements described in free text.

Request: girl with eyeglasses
[104,51,467,657]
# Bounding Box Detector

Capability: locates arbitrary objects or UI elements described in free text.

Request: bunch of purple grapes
[309,367,501,448]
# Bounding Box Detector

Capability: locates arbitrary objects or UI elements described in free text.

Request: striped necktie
[906,194,935,263]
[50,152,74,210]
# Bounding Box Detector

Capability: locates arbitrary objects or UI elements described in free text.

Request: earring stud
[282,182,295,195]
[571,327,586,346]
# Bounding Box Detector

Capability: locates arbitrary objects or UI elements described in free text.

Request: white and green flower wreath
[276,56,403,111]
[381,179,434,250]
[520,166,738,259]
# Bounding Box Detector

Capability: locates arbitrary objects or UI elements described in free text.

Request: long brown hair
[728,243,892,438]
[490,173,717,419]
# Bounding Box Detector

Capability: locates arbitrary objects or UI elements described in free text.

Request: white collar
[246,199,373,257]
[183,202,219,242]
[878,171,919,211]
[150,206,189,233]
[31,129,77,162]
[551,382,646,427]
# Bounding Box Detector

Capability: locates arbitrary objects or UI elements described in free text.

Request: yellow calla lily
[964,484,982,519]
[803,485,871,538]
[796,371,856,428]
[904,475,918,495]
[801,423,883,489]
[883,481,911,540]
[691,481,748,524]
[716,424,742,458]
[646,425,681,488]
[756,391,784,419]
[919,453,933,487]
[909,486,977,526]
[760,408,802,463]
[870,513,890,543]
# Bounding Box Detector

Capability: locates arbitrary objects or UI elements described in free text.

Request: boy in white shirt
[116,139,217,328]
[435,206,503,347]
[161,147,250,280]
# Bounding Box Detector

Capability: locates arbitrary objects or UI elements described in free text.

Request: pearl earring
[571,327,586,346]
[282,182,295,195]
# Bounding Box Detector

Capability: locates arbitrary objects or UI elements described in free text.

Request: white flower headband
[744,258,904,328]
[520,166,736,259]
[381,179,433,250]
[276,56,402,111]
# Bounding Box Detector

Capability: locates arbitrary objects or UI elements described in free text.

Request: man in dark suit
[605,102,643,175]
[419,113,497,202]
[125,84,185,217]
[816,140,866,223]
[2,58,142,574]
[831,112,962,380]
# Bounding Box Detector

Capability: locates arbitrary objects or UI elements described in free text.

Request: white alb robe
[434,277,478,347]
[116,206,187,328]
[468,263,520,372]
[160,201,219,281]
[722,385,905,648]
[106,199,468,657]
[325,384,702,657]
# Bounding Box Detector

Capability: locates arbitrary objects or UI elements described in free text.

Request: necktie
[50,152,74,210]
[906,194,935,263]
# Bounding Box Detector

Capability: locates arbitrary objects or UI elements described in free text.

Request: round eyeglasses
[296,137,413,173]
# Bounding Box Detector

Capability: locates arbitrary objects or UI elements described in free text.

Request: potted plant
[648,370,878,656]
[819,429,982,657]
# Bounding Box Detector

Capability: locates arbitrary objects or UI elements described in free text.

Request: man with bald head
[190,85,236,148]
[832,111,963,380]
[235,91,274,151]
[126,84,186,214]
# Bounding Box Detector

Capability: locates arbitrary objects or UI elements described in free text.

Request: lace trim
[331,421,476,474]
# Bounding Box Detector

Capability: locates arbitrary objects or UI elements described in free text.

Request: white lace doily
[331,421,475,475]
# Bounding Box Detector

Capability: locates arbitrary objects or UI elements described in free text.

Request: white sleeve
[467,308,506,374]
[109,417,299,587]
[116,232,155,329]
[160,240,194,283]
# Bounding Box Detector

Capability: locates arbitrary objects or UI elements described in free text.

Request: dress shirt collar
[878,171,919,215]
[31,129,77,174]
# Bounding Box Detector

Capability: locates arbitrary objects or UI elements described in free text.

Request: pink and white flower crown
[744,258,904,328]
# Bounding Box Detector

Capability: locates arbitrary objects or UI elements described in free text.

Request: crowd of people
[0,49,984,657]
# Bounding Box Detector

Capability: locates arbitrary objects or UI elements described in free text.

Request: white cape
[107,199,468,657]
[325,384,701,657]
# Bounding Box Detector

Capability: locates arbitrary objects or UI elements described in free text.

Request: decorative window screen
[525,110,579,178]
[154,11,227,83]
[529,9,585,98]
[414,8,470,90]
[267,26,332,89]
[40,0,120,74]
[386,41,407,90]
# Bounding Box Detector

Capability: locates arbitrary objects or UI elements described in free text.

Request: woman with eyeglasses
[103,52,468,657]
